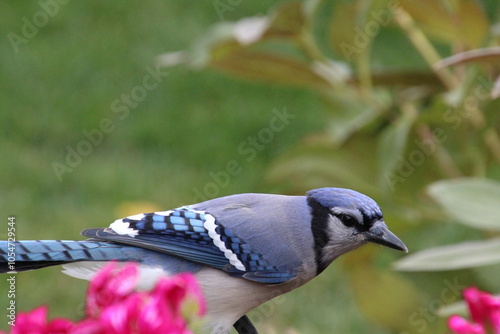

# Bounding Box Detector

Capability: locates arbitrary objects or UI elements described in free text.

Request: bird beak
[364,221,408,252]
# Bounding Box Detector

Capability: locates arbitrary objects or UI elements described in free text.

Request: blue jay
[0,188,407,333]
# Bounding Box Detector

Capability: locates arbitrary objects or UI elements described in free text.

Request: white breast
[196,267,313,334]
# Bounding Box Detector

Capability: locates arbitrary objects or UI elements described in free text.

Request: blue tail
[0,240,142,273]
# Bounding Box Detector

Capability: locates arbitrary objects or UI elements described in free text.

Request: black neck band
[307,197,331,275]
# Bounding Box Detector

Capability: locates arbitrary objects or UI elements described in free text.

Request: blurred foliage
[1,0,500,333]
[160,0,500,332]
[396,179,500,271]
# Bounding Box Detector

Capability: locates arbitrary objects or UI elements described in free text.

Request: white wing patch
[203,213,245,271]
[153,210,173,216]
[110,218,140,237]
[109,207,246,271]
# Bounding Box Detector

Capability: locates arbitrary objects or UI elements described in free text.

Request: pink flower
[10,306,73,334]
[69,317,105,334]
[152,273,206,316]
[491,312,500,334]
[137,295,186,334]
[464,287,492,325]
[132,273,206,334]
[85,262,138,318]
[449,287,500,334]
[448,315,485,334]
[11,306,48,334]
[7,263,205,334]
[45,319,75,334]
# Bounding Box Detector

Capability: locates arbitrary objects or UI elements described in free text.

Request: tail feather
[0,240,140,273]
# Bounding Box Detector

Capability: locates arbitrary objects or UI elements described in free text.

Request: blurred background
[1,0,500,333]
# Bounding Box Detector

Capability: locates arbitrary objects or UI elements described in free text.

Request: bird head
[307,188,407,270]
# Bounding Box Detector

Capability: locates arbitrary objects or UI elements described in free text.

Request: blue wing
[82,207,296,284]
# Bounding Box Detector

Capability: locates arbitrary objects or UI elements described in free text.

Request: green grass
[0,1,329,332]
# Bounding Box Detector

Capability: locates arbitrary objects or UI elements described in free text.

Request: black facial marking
[307,197,331,275]
[358,211,380,232]
[332,210,381,234]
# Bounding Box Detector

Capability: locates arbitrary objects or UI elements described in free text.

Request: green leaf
[329,1,360,61]
[157,1,331,89]
[401,0,489,48]
[265,1,308,39]
[394,238,500,271]
[436,300,467,318]
[209,50,331,89]
[324,89,388,144]
[378,109,417,186]
[362,71,442,88]
[428,178,500,231]
[260,0,321,40]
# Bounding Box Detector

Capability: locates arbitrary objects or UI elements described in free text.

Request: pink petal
[86,262,118,316]
[464,287,490,324]
[70,318,106,334]
[11,306,48,334]
[152,273,206,316]
[490,310,500,334]
[448,315,485,334]
[47,318,74,333]
[139,296,178,334]
[463,287,498,324]
[86,263,139,317]
[176,273,206,316]
[109,263,139,296]
[100,305,130,334]
[77,266,204,334]
[153,278,186,316]
[485,296,500,313]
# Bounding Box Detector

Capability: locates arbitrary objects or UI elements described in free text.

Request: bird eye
[339,214,357,227]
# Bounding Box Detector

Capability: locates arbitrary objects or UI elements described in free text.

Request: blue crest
[307,187,382,219]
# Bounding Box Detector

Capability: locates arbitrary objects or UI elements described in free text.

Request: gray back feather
[193,194,316,275]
